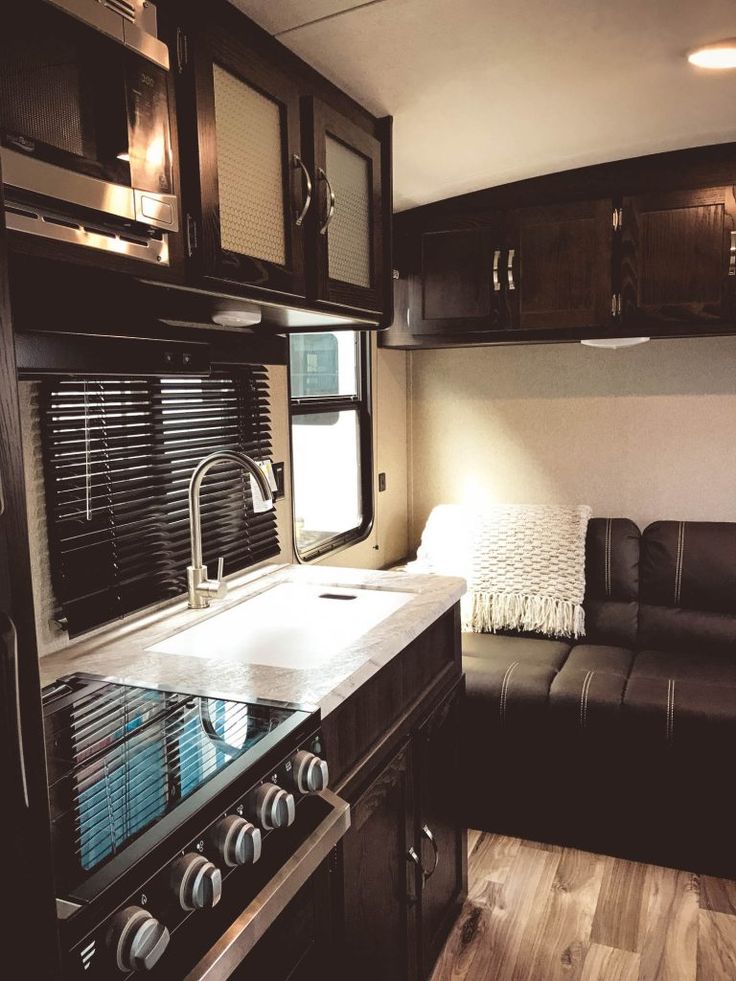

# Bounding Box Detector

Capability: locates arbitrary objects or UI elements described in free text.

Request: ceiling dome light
[688,39,736,69]
[581,337,650,350]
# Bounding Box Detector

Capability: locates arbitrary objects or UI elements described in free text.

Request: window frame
[288,331,374,562]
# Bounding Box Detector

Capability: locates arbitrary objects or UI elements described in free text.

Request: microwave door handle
[0,612,29,809]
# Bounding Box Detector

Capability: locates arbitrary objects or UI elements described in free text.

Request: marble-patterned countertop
[39,564,466,718]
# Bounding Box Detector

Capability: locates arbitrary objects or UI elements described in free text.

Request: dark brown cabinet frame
[0,167,61,978]
[303,98,386,314]
[183,19,308,298]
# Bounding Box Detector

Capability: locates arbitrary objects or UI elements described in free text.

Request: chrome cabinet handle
[420,824,439,879]
[507,248,516,291]
[292,155,312,228]
[408,825,439,881]
[492,250,501,292]
[318,168,336,236]
[1,612,29,808]
[729,230,736,277]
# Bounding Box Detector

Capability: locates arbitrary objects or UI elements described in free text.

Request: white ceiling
[232,0,736,211]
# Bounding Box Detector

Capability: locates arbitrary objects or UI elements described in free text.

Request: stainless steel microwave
[0,0,179,266]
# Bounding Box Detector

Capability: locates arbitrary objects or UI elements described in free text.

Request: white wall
[408,336,736,547]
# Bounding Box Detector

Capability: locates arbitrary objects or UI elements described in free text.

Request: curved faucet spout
[187,450,274,609]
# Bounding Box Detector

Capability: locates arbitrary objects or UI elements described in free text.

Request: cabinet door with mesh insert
[189,25,307,297]
[621,186,736,328]
[304,98,388,315]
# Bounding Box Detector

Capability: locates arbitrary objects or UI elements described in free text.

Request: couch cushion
[630,649,736,688]
[462,632,570,668]
[639,521,736,654]
[549,645,634,735]
[624,674,736,753]
[462,634,571,736]
[584,518,640,648]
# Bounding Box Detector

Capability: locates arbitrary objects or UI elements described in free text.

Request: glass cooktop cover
[43,678,299,899]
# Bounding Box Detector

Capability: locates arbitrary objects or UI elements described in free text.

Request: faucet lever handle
[216,556,225,582]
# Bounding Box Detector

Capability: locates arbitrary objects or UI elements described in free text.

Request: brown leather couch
[462,518,736,877]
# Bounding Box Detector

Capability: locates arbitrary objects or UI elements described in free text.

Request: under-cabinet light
[212,307,262,328]
[688,39,736,69]
[580,337,650,350]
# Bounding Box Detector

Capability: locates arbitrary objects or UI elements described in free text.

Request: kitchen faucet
[187,450,274,610]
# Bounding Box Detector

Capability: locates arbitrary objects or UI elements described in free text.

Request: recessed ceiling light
[581,337,650,350]
[688,39,736,69]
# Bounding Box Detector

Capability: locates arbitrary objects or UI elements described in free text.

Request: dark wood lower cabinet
[229,610,466,981]
[340,741,419,981]
[415,680,467,978]
[338,676,467,981]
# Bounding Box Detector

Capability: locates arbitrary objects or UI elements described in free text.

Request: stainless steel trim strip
[5,209,169,266]
[1,149,136,223]
[183,790,351,981]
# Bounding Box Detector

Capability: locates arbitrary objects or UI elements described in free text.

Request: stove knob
[248,782,296,830]
[108,906,170,973]
[170,853,222,910]
[289,750,329,794]
[211,815,262,867]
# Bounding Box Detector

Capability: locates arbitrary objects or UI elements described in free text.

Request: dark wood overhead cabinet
[180,14,308,298]
[173,0,392,321]
[506,199,613,331]
[383,144,736,348]
[413,225,506,335]
[620,185,736,329]
[304,98,387,314]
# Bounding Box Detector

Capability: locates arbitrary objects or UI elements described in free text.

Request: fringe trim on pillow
[469,590,586,639]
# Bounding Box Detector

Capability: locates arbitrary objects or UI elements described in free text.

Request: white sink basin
[147,582,414,669]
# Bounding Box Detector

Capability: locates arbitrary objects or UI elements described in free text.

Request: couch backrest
[639,521,736,655]
[583,518,641,648]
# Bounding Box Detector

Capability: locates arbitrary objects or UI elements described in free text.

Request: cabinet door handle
[492,250,501,292]
[318,168,336,236]
[292,155,313,228]
[407,825,439,881]
[507,249,516,291]
[420,824,439,879]
[1,612,29,809]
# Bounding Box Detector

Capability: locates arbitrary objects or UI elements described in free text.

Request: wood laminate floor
[431,831,736,981]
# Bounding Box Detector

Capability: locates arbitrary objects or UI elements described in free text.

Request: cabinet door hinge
[176,28,189,73]
[186,214,198,257]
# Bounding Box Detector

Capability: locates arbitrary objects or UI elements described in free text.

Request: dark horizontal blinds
[40,369,279,636]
